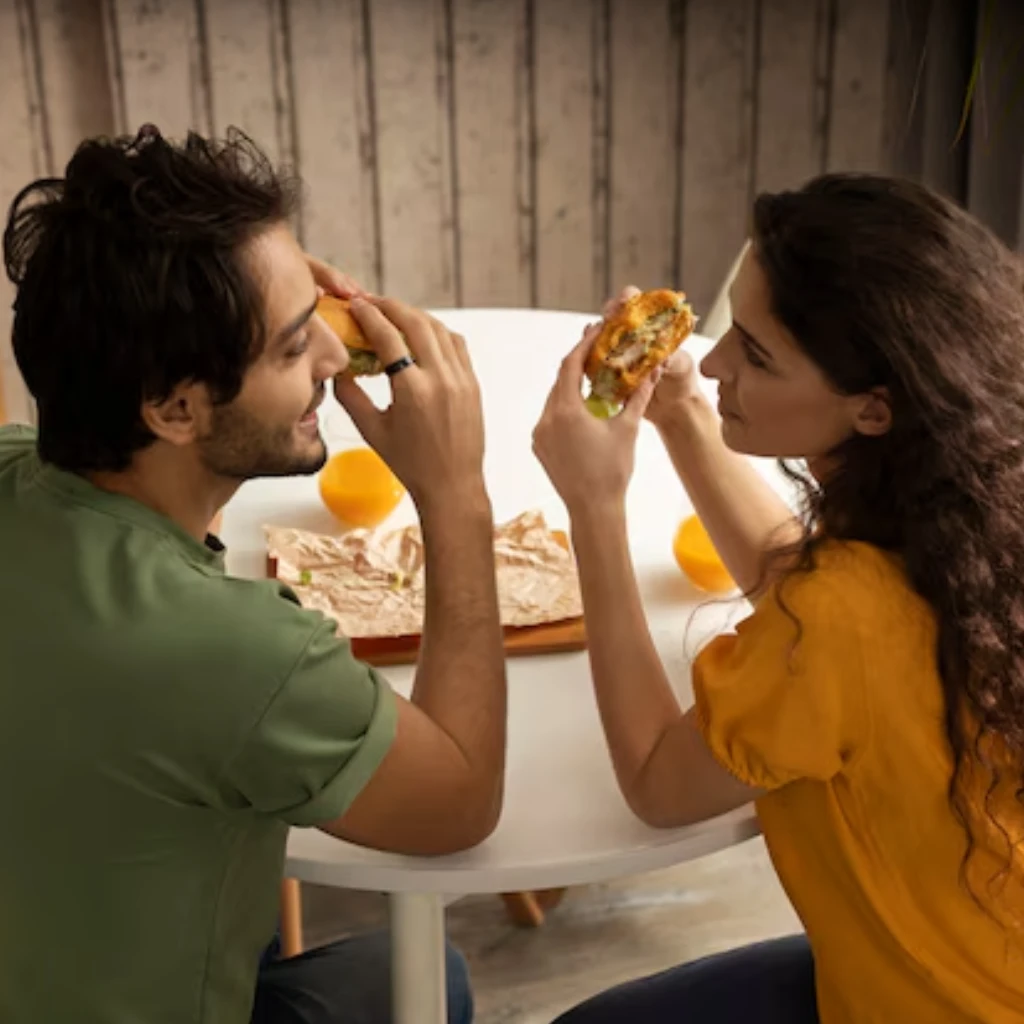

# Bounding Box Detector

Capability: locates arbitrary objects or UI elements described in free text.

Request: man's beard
[198,399,327,480]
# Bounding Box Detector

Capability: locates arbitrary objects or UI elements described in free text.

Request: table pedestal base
[391,891,446,1024]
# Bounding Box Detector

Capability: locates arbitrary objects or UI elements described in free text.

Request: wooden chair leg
[500,891,546,927]
[535,887,567,911]
[279,878,304,958]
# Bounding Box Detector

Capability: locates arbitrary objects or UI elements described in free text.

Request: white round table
[221,308,792,1024]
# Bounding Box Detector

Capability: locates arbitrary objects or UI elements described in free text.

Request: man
[0,126,506,1023]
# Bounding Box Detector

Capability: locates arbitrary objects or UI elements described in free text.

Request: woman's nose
[700,330,737,382]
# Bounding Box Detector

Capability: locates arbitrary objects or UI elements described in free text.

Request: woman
[533,174,1024,1023]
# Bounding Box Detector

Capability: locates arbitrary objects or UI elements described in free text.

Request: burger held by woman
[533,174,1024,1023]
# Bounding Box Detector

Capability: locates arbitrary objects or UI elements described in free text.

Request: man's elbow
[401,768,504,856]
[410,786,504,856]
[445,792,503,852]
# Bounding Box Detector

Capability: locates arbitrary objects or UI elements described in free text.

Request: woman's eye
[741,339,768,370]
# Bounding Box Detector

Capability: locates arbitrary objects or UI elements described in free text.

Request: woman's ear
[140,382,211,447]
[851,387,892,438]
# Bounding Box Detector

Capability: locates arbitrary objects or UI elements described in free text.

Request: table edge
[285,807,760,894]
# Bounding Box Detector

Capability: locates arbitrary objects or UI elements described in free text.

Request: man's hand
[319,298,506,858]
[305,253,366,300]
[333,297,485,513]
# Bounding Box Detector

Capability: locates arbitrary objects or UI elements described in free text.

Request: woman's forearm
[656,396,800,597]
[569,502,681,808]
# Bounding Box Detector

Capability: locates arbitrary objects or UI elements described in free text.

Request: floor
[301,835,801,1023]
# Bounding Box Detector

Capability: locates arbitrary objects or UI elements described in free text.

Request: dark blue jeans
[553,935,818,1024]
[251,930,473,1024]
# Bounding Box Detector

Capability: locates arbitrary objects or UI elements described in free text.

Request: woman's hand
[643,348,703,431]
[598,283,704,431]
[532,321,658,515]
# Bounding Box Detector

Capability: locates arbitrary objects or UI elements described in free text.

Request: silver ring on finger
[384,355,415,377]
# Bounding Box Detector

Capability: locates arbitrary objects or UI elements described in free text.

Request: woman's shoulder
[769,539,929,632]
[806,538,904,582]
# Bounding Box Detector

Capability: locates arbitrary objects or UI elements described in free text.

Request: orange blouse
[694,541,1024,1023]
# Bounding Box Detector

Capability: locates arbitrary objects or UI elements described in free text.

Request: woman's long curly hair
[754,174,1024,894]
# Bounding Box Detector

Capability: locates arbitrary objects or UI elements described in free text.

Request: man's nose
[317,316,350,378]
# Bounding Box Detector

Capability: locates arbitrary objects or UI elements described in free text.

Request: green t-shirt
[0,425,397,1023]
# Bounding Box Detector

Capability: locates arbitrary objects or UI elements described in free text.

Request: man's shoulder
[0,424,37,468]
[99,565,366,751]
[160,568,343,677]
[162,567,380,711]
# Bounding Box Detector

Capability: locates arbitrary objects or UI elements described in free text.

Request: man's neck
[85,447,238,543]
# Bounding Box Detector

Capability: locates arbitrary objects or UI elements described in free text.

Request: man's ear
[140,382,212,447]
[851,386,892,438]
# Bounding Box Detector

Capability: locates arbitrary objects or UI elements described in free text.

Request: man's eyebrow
[733,319,773,361]
[274,295,318,346]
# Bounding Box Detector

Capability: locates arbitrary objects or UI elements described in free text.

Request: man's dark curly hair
[3,125,299,472]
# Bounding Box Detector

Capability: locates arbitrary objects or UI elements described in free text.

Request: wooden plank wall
[0,0,115,424]
[0,0,1012,424]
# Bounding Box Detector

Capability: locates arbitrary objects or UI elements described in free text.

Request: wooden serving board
[266,530,587,667]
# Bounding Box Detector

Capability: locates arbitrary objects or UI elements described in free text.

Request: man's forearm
[658,397,799,597]
[412,488,506,805]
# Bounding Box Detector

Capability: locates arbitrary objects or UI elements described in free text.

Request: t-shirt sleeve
[0,424,37,457]
[223,618,398,827]
[692,566,870,791]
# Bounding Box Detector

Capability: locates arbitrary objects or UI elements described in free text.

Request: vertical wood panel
[287,0,379,289]
[1,0,116,426]
[203,0,289,165]
[607,0,682,293]
[0,0,49,425]
[203,0,299,235]
[451,0,532,307]
[34,0,115,169]
[966,0,1024,249]
[679,0,757,318]
[754,0,831,193]
[827,0,888,172]
[0,0,1011,347]
[534,0,608,312]
[104,0,210,140]
[592,0,611,307]
[370,0,457,307]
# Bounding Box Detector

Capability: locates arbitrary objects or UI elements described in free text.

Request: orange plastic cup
[318,447,405,528]
[672,514,736,593]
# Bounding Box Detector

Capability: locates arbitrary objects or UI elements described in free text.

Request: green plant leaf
[954,0,998,147]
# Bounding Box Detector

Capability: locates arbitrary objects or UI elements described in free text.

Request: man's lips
[299,393,325,425]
